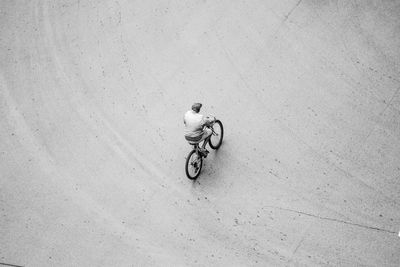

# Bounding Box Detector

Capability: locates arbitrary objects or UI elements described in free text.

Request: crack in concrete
[0,262,24,267]
[273,0,303,39]
[263,206,396,234]
[283,0,303,23]
[359,86,400,153]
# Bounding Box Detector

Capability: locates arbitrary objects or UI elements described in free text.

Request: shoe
[199,147,209,158]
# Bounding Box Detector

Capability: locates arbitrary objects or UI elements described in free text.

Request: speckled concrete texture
[1,0,400,266]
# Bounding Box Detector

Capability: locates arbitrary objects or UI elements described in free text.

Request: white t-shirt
[184,110,205,137]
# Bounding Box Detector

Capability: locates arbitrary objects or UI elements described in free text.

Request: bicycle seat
[188,141,200,146]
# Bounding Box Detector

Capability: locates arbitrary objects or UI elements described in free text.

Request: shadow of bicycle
[190,139,231,190]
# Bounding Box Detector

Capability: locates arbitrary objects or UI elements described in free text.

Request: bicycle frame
[185,118,223,179]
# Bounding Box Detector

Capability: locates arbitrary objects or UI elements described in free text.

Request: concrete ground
[1,0,400,266]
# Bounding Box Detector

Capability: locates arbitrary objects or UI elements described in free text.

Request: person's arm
[202,115,215,127]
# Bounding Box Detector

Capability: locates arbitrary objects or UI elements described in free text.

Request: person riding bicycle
[184,103,215,157]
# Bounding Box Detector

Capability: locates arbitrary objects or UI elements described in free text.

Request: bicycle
[185,118,224,180]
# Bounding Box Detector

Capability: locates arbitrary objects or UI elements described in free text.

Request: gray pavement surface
[1,0,400,266]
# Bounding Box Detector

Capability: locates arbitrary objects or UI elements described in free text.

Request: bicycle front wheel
[209,120,224,149]
[185,150,203,179]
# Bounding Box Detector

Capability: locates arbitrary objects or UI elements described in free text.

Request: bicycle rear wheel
[185,150,203,179]
[209,120,224,149]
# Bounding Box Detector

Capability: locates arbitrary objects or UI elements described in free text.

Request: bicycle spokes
[188,153,201,175]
